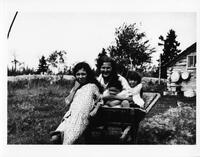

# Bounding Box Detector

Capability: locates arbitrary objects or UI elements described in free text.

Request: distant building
[164,43,196,97]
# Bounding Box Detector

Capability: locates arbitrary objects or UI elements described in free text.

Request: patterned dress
[56,83,101,144]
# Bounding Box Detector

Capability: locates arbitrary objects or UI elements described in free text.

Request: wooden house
[164,43,196,97]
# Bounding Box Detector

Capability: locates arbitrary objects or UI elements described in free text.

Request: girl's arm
[129,83,143,96]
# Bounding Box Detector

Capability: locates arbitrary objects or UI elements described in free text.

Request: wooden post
[129,57,133,71]
[158,53,161,84]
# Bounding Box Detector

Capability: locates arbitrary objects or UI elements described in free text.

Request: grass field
[8,78,74,144]
[7,76,196,144]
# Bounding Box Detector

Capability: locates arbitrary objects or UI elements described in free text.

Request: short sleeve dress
[56,83,101,144]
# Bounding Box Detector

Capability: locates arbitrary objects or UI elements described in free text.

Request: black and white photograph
[1,0,200,157]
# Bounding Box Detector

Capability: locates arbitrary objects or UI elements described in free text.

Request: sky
[6,12,196,70]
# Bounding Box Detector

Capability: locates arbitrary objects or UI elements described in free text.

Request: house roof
[163,42,196,67]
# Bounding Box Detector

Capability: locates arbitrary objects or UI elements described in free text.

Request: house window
[187,55,196,68]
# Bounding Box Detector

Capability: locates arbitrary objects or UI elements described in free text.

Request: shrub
[142,77,167,93]
[137,102,196,144]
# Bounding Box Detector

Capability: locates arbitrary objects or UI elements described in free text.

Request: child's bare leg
[121,100,130,108]
[103,100,111,107]
[107,100,121,107]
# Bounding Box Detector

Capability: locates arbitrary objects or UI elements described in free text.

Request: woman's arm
[89,101,102,117]
[65,81,80,107]
[65,92,75,107]
[102,94,131,101]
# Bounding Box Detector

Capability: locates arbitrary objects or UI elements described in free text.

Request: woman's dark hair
[98,56,121,89]
[73,62,103,93]
[126,71,142,84]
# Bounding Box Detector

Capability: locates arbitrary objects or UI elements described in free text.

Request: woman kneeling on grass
[50,62,103,144]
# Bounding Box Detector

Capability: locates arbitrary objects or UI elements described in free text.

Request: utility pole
[129,57,133,71]
[158,53,161,84]
[11,55,19,71]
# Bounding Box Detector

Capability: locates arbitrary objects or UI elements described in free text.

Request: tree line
[8,23,181,78]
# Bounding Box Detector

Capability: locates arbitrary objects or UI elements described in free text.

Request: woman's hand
[63,110,71,119]
[89,101,102,117]
[65,97,71,106]
[109,87,121,95]
[73,81,80,91]
[64,81,80,107]
[102,94,116,100]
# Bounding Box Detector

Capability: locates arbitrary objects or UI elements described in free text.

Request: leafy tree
[37,55,48,74]
[108,23,155,76]
[47,50,67,74]
[47,50,66,67]
[158,29,181,78]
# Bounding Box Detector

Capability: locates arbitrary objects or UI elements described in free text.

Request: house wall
[167,51,196,93]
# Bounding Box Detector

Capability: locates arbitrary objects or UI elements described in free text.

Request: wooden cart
[84,92,161,144]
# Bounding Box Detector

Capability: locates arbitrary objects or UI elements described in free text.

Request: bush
[142,77,167,93]
[137,102,196,144]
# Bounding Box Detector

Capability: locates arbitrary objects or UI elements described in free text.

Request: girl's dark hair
[98,56,121,89]
[73,62,103,93]
[127,71,143,97]
[126,71,142,84]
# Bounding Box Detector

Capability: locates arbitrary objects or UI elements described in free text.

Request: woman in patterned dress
[50,62,103,144]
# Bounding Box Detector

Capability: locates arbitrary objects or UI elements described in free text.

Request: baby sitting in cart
[103,71,144,109]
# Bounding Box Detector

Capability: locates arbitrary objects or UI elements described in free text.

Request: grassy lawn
[7,78,196,144]
[7,79,73,144]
